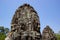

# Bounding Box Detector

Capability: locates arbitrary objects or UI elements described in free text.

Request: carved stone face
[42,26,57,40]
[45,33,49,38]
[11,4,40,32]
[10,4,41,40]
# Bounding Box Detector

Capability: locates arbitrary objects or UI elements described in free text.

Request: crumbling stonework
[5,4,57,40]
[42,25,57,40]
[5,32,13,40]
[11,4,41,40]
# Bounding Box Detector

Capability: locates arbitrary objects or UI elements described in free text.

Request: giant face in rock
[42,25,57,40]
[11,4,41,40]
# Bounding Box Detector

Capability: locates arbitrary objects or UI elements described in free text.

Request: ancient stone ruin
[42,25,57,40]
[5,4,57,40]
[11,4,41,40]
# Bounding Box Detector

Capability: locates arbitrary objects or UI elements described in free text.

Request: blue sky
[0,0,60,33]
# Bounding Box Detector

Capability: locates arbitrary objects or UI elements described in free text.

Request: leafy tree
[0,26,9,40]
[55,34,60,40]
[0,32,6,40]
[0,26,4,33]
[4,28,9,34]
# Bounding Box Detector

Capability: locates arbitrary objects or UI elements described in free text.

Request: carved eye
[21,23,26,31]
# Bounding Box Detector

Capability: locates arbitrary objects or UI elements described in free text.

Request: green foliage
[0,26,9,40]
[0,32,6,40]
[0,26,9,34]
[0,26,60,40]
[0,26,4,33]
[55,34,60,40]
[4,28,9,34]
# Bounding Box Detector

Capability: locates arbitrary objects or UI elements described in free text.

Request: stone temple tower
[11,4,41,40]
[42,25,57,40]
